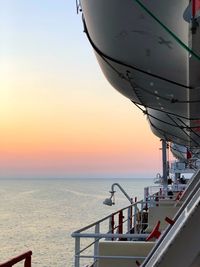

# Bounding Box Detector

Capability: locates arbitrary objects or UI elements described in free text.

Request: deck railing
[71,184,177,267]
[0,251,32,267]
[71,198,153,267]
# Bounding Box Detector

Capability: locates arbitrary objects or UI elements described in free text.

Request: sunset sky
[0,0,162,178]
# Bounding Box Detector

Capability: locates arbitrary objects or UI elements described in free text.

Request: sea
[0,178,154,267]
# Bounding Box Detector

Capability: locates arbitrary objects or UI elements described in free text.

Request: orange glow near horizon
[0,2,162,178]
[0,75,161,177]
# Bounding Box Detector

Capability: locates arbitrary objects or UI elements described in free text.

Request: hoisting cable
[127,74,186,129]
[169,144,200,160]
[148,117,200,147]
[83,17,200,107]
[147,117,189,145]
[126,71,172,102]
[133,101,182,128]
[133,0,200,61]
[132,101,200,147]
[82,14,200,147]
[167,114,200,147]
[128,71,200,133]
[131,100,200,121]
[128,76,200,122]
[82,18,192,89]
[127,71,200,104]
[177,117,200,139]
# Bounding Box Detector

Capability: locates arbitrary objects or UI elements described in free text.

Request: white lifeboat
[80,0,200,148]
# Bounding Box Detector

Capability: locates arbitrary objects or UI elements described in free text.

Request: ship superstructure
[3,1,200,267]
[71,1,200,266]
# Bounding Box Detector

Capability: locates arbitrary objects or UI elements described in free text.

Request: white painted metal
[75,1,200,266]
[80,0,200,148]
[72,199,149,267]
[94,223,100,267]
[75,237,80,267]
[180,169,200,202]
[142,170,200,266]
[110,183,133,204]
[72,176,200,266]
[72,233,149,239]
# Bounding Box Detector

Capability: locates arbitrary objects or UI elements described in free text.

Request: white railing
[71,197,155,267]
[71,184,175,267]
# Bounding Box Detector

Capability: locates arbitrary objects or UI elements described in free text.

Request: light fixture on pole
[103,183,133,206]
[103,190,115,206]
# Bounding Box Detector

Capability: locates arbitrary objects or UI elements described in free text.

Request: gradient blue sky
[0,0,162,178]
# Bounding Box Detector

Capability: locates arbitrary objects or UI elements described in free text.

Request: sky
[0,0,162,179]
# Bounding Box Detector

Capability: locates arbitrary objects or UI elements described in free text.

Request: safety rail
[0,251,32,267]
[144,184,187,198]
[71,183,184,267]
[72,198,154,267]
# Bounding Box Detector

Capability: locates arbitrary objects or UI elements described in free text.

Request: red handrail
[0,251,32,267]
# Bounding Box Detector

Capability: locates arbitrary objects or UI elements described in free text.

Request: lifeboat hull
[81,0,200,148]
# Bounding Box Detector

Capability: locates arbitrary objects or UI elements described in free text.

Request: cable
[133,0,200,61]
[82,18,192,90]
[148,116,187,145]
[82,14,200,148]
[126,71,172,102]
[83,17,200,106]
[131,100,200,121]
[167,114,200,147]
[169,145,200,160]
[178,117,200,140]
[127,71,200,104]
[132,100,200,148]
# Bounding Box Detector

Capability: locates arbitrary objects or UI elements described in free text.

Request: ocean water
[0,178,154,267]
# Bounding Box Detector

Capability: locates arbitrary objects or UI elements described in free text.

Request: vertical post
[118,210,123,235]
[94,223,100,267]
[144,187,149,200]
[192,0,196,18]
[130,206,133,231]
[24,253,32,267]
[141,200,144,211]
[127,206,132,234]
[133,204,137,234]
[75,237,80,267]
[111,214,115,235]
[109,214,115,240]
[140,201,144,232]
[159,187,162,198]
[162,139,168,191]
[144,187,149,210]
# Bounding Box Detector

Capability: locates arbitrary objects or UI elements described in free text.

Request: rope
[82,14,200,148]
[178,117,200,139]
[167,114,200,147]
[133,0,200,61]
[83,18,200,106]
[127,71,200,104]
[170,144,200,160]
[132,100,200,148]
[82,18,192,89]
[131,100,200,121]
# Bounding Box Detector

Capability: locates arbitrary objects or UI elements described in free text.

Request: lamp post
[103,183,133,206]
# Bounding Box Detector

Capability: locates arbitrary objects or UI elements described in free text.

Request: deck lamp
[103,183,133,206]
[103,190,115,206]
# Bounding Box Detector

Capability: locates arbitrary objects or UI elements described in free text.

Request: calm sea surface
[0,178,154,266]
